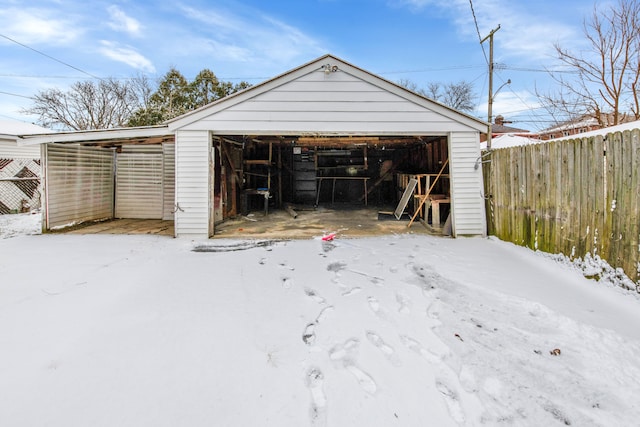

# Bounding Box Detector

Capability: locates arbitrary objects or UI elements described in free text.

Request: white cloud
[0,8,82,45]
[203,40,253,62]
[179,5,240,34]
[474,89,542,125]
[98,41,155,72]
[107,5,142,37]
[175,4,327,65]
[390,0,580,62]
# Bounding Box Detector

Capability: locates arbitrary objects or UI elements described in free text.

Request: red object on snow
[322,233,336,241]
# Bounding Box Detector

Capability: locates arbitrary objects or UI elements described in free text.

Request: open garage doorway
[212,135,451,235]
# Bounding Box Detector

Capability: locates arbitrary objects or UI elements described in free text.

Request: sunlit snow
[1,213,639,426]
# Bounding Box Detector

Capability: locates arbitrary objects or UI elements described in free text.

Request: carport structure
[23,54,488,239]
[25,126,175,232]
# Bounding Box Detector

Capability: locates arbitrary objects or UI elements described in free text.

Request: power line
[502,66,579,74]
[0,112,30,121]
[468,0,488,65]
[0,33,102,80]
[0,74,93,80]
[0,90,34,99]
[378,65,484,75]
[0,72,268,82]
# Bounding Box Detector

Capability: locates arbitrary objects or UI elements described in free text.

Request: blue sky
[0,0,597,131]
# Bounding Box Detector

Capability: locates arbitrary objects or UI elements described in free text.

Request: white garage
[168,54,488,238]
[23,54,488,238]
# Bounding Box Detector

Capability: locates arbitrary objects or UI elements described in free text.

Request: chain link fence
[0,158,41,214]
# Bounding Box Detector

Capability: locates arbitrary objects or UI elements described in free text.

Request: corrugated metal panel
[0,139,41,159]
[115,152,163,219]
[162,143,175,220]
[180,69,473,134]
[121,144,163,154]
[175,130,210,238]
[44,144,114,229]
[448,132,486,237]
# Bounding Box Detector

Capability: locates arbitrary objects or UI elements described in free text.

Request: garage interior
[212,134,451,236]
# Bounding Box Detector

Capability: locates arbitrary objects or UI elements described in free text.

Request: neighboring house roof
[0,120,51,159]
[539,113,635,137]
[168,53,489,134]
[550,119,640,142]
[481,133,543,150]
[0,120,49,137]
[490,116,529,135]
[492,123,529,134]
[541,116,599,134]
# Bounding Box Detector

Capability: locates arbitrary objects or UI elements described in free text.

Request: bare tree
[538,0,640,126]
[23,77,152,130]
[440,81,475,112]
[24,67,251,130]
[398,79,475,112]
[397,78,427,97]
[426,82,441,100]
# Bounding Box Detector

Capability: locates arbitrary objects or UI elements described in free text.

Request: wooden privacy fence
[484,129,640,286]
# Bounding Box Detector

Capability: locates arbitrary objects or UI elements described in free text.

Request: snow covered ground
[1,213,640,426]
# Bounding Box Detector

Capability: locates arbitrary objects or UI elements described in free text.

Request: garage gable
[168,54,487,135]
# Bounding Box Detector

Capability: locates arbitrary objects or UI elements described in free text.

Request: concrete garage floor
[60,218,174,236]
[213,205,441,240]
[58,206,445,239]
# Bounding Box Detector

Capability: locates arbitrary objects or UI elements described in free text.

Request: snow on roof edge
[550,120,640,142]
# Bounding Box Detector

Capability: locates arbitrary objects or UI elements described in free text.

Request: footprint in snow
[327,261,348,273]
[366,331,402,367]
[341,287,362,297]
[396,292,411,314]
[435,378,466,424]
[321,241,336,253]
[282,277,294,289]
[367,296,389,320]
[328,338,376,394]
[303,323,316,345]
[399,335,440,363]
[345,363,378,395]
[278,262,295,271]
[542,402,572,426]
[315,305,334,323]
[305,288,326,304]
[329,338,359,362]
[303,306,335,346]
[306,368,328,426]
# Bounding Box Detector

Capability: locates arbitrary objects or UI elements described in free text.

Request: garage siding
[180,70,476,134]
[0,139,41,159]
[449,132,487,236]
[175,130,210,238]
[44,144,114,229]
[162,143,175,221]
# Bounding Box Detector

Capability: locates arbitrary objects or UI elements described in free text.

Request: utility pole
[481,25,500,150]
